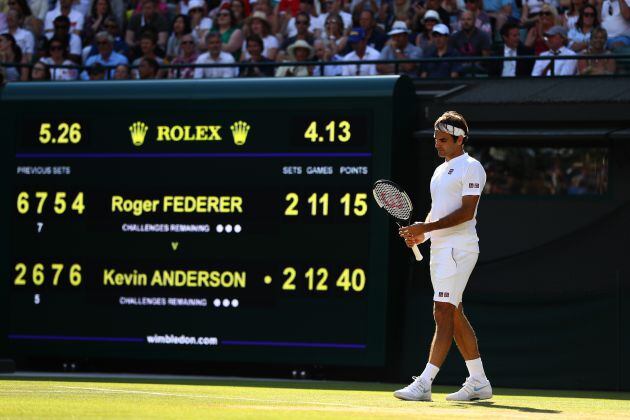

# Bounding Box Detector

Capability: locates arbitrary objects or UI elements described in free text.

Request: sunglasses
[190,8,203,12]
[296,20,309,24]
[97,41,110,45]
[540,11,552,16]
[55,25,70,29]
[181,40,194,44]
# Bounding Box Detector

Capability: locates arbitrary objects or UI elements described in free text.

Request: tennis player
[394,111,491,402]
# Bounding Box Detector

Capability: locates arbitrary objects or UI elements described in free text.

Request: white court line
[54,386,370,409]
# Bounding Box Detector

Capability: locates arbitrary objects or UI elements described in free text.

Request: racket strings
[373,183,411,220]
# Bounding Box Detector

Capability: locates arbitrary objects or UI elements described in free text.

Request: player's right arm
[403,212,431,248]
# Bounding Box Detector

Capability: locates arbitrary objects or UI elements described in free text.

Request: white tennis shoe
[393,376,432,401]
[446,376,492,401]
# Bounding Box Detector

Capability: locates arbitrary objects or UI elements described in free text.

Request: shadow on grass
[452,401,561,414]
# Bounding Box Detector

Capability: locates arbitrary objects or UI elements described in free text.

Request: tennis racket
[372,179,423,261]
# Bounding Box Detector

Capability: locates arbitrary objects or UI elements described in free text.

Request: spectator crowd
[0,0,628,82]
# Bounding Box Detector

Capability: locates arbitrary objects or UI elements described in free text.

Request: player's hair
[434,110,469,143]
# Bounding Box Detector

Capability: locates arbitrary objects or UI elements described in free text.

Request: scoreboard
[1,77,415,367]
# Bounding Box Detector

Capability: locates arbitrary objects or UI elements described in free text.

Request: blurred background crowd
[0,0,628,81]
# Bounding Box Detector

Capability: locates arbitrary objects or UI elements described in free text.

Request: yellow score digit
[306,267,329,291]
[38,122,82,144]
[304,121,351,143]
[13,263,82,286]
[16,192,85,215]
[282,267,297,290]
[336,268,366,292]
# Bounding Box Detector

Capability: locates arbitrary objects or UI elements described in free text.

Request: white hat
[287,39,314,60]
[422,10,441,23]
[432,23,449,35]
[388,20,410,36]
[188,0,205,10]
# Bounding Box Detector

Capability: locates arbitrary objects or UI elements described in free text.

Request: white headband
[436,123,466,138]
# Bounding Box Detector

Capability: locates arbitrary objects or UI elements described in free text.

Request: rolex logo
[129,121,149,146]
[230,121,250,146]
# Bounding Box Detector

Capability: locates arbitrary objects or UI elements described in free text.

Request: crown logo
[129,121,149,146]
[230,121,250,146]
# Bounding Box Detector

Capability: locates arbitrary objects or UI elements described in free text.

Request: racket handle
[412,245,423,261]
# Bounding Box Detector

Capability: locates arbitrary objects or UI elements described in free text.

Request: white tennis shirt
[429,152,486,252]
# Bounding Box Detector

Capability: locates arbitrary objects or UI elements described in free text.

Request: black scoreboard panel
[2,77,415,367]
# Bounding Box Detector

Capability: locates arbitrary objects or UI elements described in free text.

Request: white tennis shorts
[429,247,479,306]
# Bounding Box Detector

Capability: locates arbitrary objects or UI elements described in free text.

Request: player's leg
[453,304,480,360]
[446,249,492,401]
[394,248,458,401]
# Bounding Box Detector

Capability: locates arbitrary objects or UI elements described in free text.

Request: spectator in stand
[211,7,244,59]
[88,62,106,80]
[359,9,387,51]
[521,0,550,27]
[440,0,461,32]
[600,0,630,48]
[188,0,212,48]
[450,10,491,56]
[449,9,490,74]
[0,32,27,81]
[169,33,198,78]
[251,0,279,35]
[578,27,617,74]
[51,15,81,62]
[459,0,491,36]
[166,14,191,60]
[240,34,275,76]
[230,0,247,28]
[0,12,6,35]
[377,20,422,75]
[320,0,352,30]
[280,11,316,52]
[83,0,113,47]
[568,5,599,53]
[39,35,77,80]
[44,0,84,38]
[30,60,51,80]
[531,25,577,76]
[420,23,461,77]
[483,0,513,37]
[312,38,344,75]
[5,9,34,62]
[138,56,159,78]
[126,0,168,54]
[275,39,314,76]
[320,12,348,56]
[285,0,322,40]
[241,11,278,60]
[82,31,128,79]
[414,9,440,50]
[276,0,301,19]
[341,27,380,75]
[85,17,128,59]
[563,0,586,29]
[131,31,165,78]
[7,0,36,25]
[525,4,560,55]
[488,21,534,76]
[113,63,131,79]
[194,31,238,77]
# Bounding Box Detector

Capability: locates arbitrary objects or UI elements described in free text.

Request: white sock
[465,358,486,379]
[419,363,440,384]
